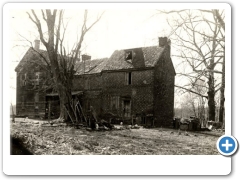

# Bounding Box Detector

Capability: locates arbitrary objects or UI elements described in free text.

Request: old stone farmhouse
[15,37,176,127]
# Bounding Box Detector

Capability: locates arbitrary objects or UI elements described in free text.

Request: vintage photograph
[9,8,225,155]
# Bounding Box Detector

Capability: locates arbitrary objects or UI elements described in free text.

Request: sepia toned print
[10,8,225,155]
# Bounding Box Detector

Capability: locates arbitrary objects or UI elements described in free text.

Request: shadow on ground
[10,136,33,155]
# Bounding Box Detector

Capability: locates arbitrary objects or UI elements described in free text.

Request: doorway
[123,100,131,118]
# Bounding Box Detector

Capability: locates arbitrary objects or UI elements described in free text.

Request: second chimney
[34,40,40,50]
[82,54,91,61]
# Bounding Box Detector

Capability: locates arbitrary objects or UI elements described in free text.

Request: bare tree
[26,9,104,121]
[158,9,225,122]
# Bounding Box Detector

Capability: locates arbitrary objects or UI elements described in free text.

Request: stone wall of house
[73,74,102,91]
[154,46,175,127]
[16,51,174,124]
[101,69,154,121]
[16,68,46,118]
[73,74,103,117]
[73,69,155,123]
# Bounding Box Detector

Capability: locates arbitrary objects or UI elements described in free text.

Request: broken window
[125,72,132,85]
[125,51,132,61]
[125,50,136,64]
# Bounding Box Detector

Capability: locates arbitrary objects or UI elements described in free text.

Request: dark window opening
[128,72,132,85]
[125,72,132,85]
[125,51,132,61]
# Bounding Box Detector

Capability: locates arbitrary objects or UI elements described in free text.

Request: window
[125,51,132,61]
[35,72,40,85]
[111,96,119,110]
[125,50,136,63]
[20,73,27,86]
[125,72,132,85]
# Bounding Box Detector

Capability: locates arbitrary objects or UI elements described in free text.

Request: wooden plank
[78,101,87,122]
[64,106,75,124]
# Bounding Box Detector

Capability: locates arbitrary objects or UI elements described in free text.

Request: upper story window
[125,50,136,63]
[125,51,132,61]
[35,72,40,85]
[20,73,27,86]
[125,72,132,85]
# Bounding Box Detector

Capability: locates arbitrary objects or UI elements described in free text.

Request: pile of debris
[173,116,201,131]
[87,119,141,131]
[206,120,223,131]
[114,123,141,130]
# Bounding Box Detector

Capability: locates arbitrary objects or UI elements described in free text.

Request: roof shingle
[16,46,165,75]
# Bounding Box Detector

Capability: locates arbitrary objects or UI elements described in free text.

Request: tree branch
[175,85,208,99]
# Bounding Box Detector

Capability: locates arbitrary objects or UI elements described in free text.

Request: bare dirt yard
[10,118,223,155]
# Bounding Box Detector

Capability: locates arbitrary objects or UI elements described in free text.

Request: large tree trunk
[58,85,70,120]
[219,56,225,123]
[207,72,215,121]
[54,69,75,121]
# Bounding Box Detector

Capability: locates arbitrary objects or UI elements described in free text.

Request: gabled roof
[16,45,173,75]
[102,46,165,71]
[142,46,165,67]
[75,58,108,75]
[15,48,49,72]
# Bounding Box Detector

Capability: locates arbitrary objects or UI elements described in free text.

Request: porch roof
[46,91,83,97]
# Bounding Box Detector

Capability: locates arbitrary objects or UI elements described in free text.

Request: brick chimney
[82,54,91,61]
[159,37,171,56]
[34,40,40,50]
[158,37,168,47]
